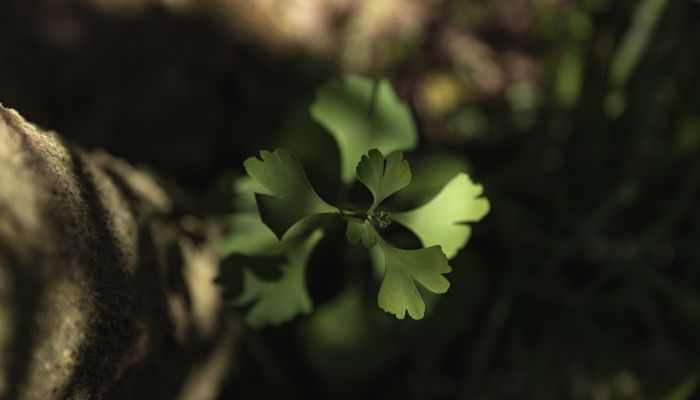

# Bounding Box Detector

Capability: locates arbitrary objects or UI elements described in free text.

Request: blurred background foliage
[1,0,700,398]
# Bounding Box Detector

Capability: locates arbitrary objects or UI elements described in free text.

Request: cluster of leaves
[220,75,489,327]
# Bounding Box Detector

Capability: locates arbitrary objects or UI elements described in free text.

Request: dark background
[2,0,700,398]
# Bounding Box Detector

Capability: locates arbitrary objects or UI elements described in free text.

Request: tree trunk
[0,104,236,399]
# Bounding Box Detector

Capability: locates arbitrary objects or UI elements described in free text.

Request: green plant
[220,75,490,327]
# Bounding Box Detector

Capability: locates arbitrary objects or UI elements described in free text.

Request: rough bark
[0,104,237,399]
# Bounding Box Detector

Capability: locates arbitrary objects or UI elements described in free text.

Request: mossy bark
[0,104,236,399]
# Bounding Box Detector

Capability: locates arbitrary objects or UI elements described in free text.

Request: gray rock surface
[0,104,236,399]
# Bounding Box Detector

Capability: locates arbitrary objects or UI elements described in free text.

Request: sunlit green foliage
[234,230,324,328]
[310,75,417,182]
[221,76,489,327]
[392,174,490,259]
[243,149,336,238]
[356,149,411,211]
[375,237,451,320]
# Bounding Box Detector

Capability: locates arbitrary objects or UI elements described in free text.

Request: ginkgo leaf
[221,177,331,257]
[222,212,331,257]
[232,176,272,211]
[244,149,336,239]
[220,177,283,256]
[391,150,471,207]
[375,233,452,320]
[392,173,490,259]
[235,230,324,328]
[346,218,378,248]
[356,149,411,211]
[221,213,278,256]
[310,75,417,183]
